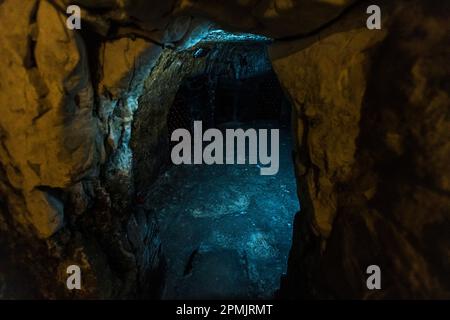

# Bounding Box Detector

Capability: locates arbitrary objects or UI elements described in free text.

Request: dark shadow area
[138,42,299,299]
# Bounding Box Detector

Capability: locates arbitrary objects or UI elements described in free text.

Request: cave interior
[0,0,448,301]
[134,33,299,299]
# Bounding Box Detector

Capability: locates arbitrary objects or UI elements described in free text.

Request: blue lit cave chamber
[131,30,300,299]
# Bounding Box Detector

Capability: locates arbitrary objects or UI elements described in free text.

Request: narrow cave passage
[135,35,299,299]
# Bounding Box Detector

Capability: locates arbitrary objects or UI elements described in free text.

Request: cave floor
[143,123,299,299]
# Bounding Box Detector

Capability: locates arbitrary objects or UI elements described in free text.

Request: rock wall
[0,0,221,299]
[132,41,274,191]
[272,1,450,299]
[0,0,101,239]
[0,0,174,298]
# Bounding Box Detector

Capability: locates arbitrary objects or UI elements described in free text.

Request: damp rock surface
[144,125,298,299]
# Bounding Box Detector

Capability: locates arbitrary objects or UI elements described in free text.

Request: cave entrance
[135,34,299,299]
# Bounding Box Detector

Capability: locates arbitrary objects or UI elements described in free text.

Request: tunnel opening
[132,33,299,299]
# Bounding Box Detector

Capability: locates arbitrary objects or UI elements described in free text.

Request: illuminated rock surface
[145,125,298,299]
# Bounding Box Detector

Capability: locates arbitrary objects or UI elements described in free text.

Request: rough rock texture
[0,0,166,298]
[132,41,274,190]
[273,1,450,299]
[176,0,357,39]
[0,0,448,299]
[64,0,357,40]
[0,0,216,299]
[97,37,162,213]
[0,0,102,239]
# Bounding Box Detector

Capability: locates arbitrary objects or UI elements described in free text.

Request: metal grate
[167,88,192,148]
